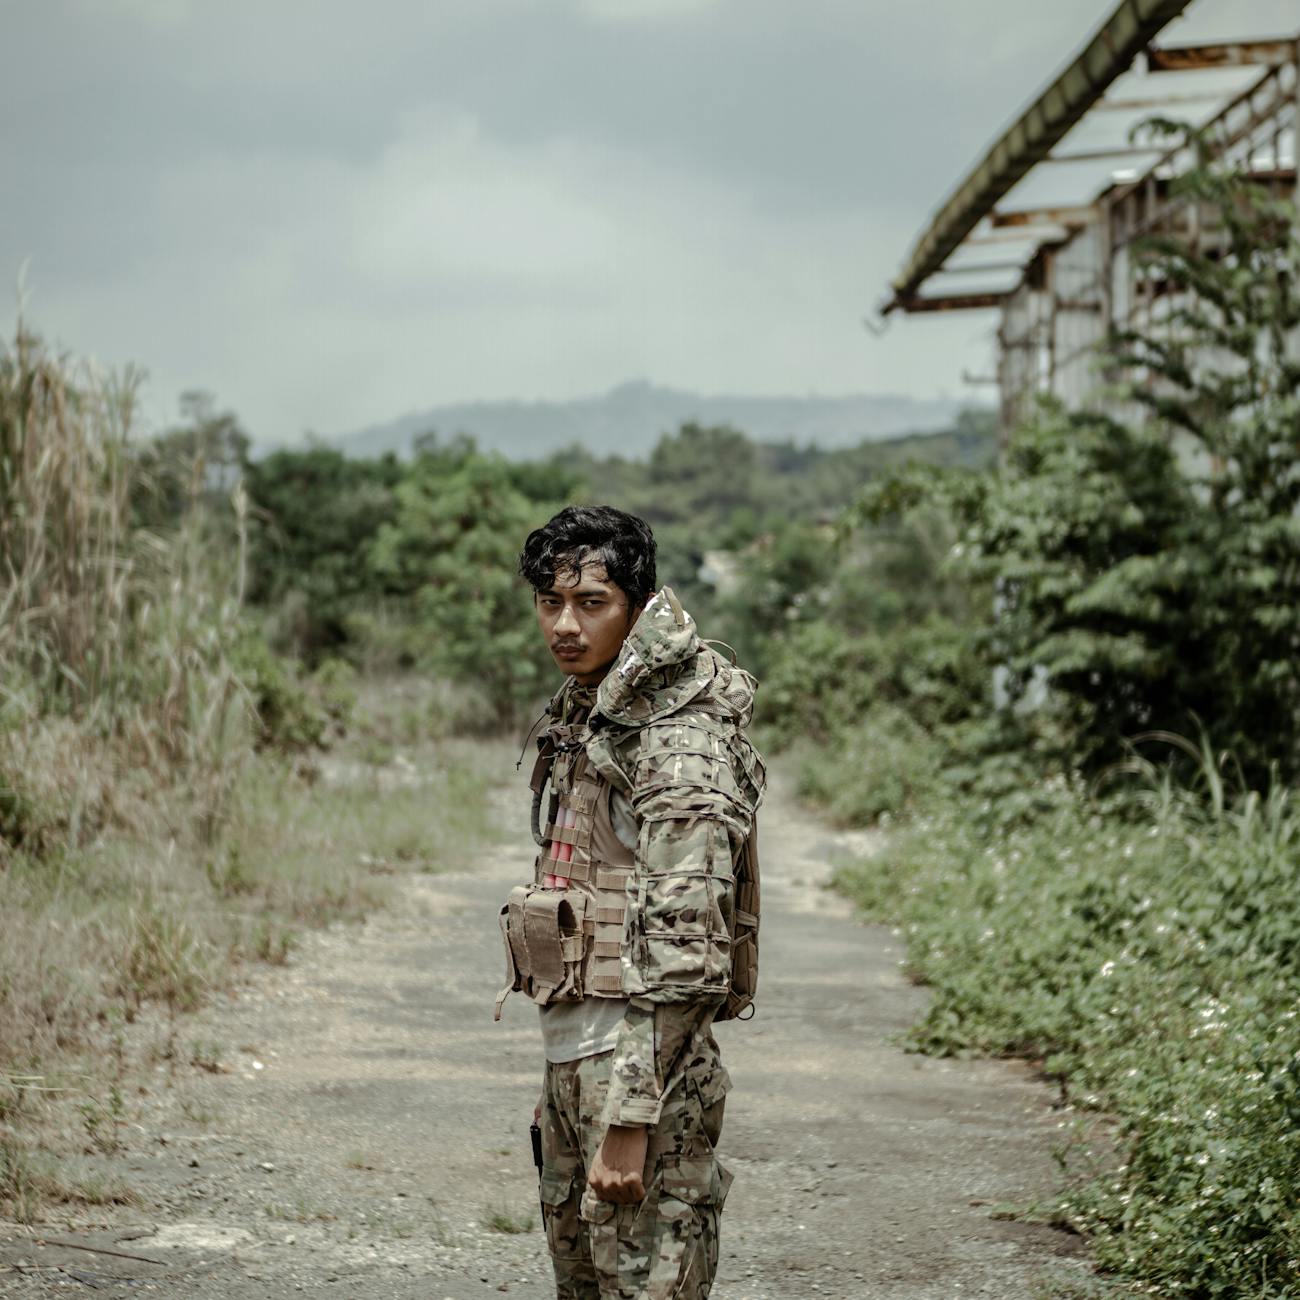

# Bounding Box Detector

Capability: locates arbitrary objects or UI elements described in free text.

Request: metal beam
[929,259,1026,277]
[1093,91,1225,112]
[967,226,1072,245]
[1044,144,1165,163]
[887,0,1193,309]
[1108,62,1294,207]
[1146,38,1297,72]
[991,204,1097,228]
[898,292,1010,314]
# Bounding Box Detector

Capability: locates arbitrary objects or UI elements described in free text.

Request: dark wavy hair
[519,505,657,609]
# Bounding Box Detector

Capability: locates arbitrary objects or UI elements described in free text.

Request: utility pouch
[494,885,588,1020]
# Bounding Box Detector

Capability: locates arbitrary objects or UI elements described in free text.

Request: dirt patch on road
[1,764,1089,1298]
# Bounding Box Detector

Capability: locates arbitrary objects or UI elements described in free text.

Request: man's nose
[554,604,580,636]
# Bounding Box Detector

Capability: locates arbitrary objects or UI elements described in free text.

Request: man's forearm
[601,996,721,1129]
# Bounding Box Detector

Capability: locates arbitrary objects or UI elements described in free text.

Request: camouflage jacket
[547,588,765,1127]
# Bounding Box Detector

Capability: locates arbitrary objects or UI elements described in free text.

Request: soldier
[496,504,765,1299]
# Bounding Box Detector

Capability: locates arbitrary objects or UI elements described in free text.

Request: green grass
[0,1134,139,1222]
[482,1203,536,1234]
[834,766,1300,1298]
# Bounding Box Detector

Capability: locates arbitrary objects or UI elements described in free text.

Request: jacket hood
[592,587,757,728]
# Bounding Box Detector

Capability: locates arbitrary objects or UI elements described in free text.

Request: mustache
[552,640,585,651]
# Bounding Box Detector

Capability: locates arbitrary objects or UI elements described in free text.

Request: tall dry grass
[0,322,251,861]
[0,321,257,1109]
[0,323,505,1223]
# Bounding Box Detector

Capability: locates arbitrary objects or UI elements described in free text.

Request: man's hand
[587,1124,648,1204]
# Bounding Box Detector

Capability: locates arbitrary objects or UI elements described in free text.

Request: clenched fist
[587,1124,648,1204]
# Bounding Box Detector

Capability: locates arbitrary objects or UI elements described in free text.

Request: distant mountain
[331,381,972,460]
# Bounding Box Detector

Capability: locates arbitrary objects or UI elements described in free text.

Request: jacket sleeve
[620,718,753,1005]
[601,717,756,1128]
[600,997,719,1127]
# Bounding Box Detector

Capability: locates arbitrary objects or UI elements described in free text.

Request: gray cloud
[7,0,1266,444]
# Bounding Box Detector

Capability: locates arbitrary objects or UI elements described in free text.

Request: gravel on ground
[0,761,1089,1298]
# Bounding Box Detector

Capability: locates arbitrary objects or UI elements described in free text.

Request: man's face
[535,562,640,686]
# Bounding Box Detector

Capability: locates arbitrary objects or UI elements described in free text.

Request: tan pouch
[494,886,588,1020]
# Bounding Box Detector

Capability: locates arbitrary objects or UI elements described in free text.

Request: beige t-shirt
[538,787,637,1064]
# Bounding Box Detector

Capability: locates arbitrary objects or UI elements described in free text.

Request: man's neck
[560,679,598,727]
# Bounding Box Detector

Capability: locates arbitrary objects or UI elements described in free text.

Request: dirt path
[2,762,1087,1298]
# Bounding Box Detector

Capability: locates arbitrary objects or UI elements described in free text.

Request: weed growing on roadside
[188,1040,225,1073]
[78,1085,125,1155]
[482,1203,536,1234]
[264,1196,337,1223]
[835,762,1300,1297]
[177,1095,223,1127]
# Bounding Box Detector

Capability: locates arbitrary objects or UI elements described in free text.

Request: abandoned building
[882,0,1299,434]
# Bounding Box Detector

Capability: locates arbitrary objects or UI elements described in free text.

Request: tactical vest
[494,679,764,1024]
[494,716,634,1020]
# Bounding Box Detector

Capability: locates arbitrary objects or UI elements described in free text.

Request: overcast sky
[3,0,1288,443]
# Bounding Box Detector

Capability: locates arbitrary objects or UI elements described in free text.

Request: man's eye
[582,601,605,610]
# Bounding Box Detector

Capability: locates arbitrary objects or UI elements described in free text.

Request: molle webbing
[495,718,635,1018]
[589,866,633,994]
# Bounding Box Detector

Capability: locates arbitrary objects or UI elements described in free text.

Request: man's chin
[554,654,613,684]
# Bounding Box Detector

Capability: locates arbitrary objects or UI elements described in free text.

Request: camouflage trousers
[538,1037,732,1299]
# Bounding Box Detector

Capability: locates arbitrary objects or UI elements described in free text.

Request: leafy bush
[794,704,941,824]
[752,509,986,823]
[834,761,1300,1296]
[244,444,403,659]
[367,445,559,727]
[228,631,330,754]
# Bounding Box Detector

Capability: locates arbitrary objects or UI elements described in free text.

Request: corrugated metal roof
[887,0,1193,309]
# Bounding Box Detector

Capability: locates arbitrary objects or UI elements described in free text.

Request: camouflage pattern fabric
[598,593,764,1127]
[522,589,762,1296]
[538,1006,732,1299]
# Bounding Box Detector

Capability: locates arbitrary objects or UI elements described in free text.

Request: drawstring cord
[515,707,549,771]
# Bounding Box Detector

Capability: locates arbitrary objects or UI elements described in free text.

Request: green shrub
[367,446,558,727]
[834,765,1300,1296]
[243,445,403,659]
[309,656,358,731]
[795,705,941,824]
[228,631,329,753]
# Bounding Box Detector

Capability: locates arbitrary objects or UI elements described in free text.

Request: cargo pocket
[651,1155,729,1293]
[540,1168,582,1261]
[577,1186,619,1277]
[660,1154,726,1206]
[688,1059,732,1153]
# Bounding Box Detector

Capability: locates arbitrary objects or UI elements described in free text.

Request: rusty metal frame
[1146,37,1296,72]
[900,292,1011,314]
[883,3,1299,433]
[1043,144,1168,163]
[1106,60,1295,222]
[885,0,1193,312]
[991,204,1098,228]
